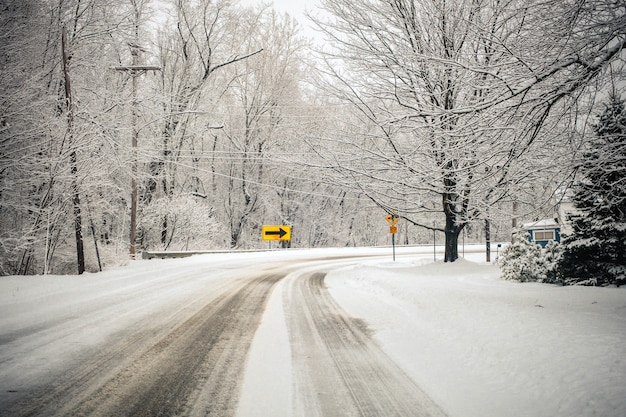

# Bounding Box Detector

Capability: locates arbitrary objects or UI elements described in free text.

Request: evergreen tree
[559,95,626,286]
[499,231,548,283]
[543,240,564,285]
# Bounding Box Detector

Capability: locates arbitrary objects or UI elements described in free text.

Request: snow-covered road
[1,247,625,416]
[0,249,445,416]
[236,252,449,417]
[0,253,284,416]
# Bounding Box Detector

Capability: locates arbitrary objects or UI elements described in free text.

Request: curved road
[0,254,446,416]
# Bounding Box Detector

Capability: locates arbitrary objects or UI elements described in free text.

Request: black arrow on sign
[264,228,287,238]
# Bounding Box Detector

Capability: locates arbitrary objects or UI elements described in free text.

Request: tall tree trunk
[444,212,460,262]
[62,26,85,274]
[442,169,463,262]
[70,152,85,273]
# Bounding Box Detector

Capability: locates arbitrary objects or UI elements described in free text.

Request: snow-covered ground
[325,249,626,417]
[238,246,626,417]
[1,246,625,416]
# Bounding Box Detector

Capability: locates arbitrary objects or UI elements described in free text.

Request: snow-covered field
[1,246,625,416]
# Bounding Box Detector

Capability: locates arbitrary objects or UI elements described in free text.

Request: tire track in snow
[287,271,448,417]
[3,272,282,417]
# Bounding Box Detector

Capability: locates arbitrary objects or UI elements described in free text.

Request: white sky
[240,0,311,19]
[239,0,325,43]
[149,0,327,46]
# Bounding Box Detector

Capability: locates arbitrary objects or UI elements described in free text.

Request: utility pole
[130,47,139,259]
[114,49,160,258]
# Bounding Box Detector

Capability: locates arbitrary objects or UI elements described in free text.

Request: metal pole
[392,233,396,261]
[433,222,437,262]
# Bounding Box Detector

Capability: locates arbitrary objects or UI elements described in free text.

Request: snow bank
[326,256,626,417]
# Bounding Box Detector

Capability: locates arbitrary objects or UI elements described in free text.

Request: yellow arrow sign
[262,225,291,241]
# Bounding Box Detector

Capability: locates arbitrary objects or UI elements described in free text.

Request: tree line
[1,0,624,275]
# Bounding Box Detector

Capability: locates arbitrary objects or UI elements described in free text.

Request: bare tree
[60,24,86,274]
[311,0,625,261]
[144,0,263,249]
[219,9,305,247]
[0,0,56,274]
[1,0,146,274]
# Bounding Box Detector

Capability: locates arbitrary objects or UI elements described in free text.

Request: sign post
[386,213,399,261]
[433,222,436,262]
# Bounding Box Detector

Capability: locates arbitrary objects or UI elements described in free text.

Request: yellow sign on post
[262,225,291,241]
[385,213,399,261]
[385,213,399,225]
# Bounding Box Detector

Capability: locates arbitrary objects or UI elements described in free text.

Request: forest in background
[1,0,624,275]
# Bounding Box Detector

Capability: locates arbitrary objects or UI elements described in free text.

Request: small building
[523,219,561,248]
[555,193,579,236]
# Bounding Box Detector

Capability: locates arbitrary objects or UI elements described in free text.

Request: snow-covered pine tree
[542,240,564,284]
[558,94,626,286]
[498,231,547,282]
